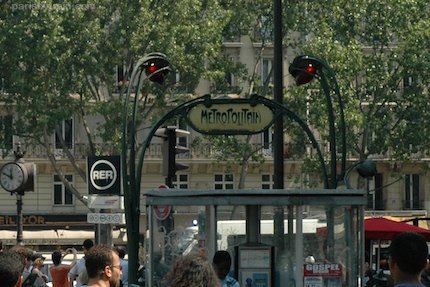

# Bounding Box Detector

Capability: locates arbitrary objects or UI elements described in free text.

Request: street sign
[154,184,172,220]
[87,195,122,209]
[87,213,125,224]
[87,156,121,195]
[186,100,275,135]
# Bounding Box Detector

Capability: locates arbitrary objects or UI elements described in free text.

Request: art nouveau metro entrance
[143,188,366,287]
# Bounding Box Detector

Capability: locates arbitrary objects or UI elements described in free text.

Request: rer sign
[87,156,121,195]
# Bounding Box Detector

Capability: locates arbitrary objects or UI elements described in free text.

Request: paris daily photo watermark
[11,3,96,12]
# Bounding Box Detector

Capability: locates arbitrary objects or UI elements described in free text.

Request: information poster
[303,263,342,287]
[240,270,270,287]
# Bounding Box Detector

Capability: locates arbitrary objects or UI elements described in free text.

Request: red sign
[303,263,342,277]
[153,184,172,220]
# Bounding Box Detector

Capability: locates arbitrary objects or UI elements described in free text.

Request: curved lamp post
[344,159,378,189]
[121,52,170,284]
[289,55,346,188]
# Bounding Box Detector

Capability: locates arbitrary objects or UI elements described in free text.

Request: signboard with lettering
[186,100,275,135]
[303,263,342,287]
[87,156,121,195]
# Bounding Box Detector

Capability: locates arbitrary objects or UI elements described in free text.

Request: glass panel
[54,185,62,204]
[65,187,73,205]
[146,199,363,287]
[225,174,234,182]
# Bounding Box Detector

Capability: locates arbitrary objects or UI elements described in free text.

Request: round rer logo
[90,160,117,191]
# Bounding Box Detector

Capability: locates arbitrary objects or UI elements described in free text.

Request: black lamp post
[289,55,347,188]
[121,52,170,284]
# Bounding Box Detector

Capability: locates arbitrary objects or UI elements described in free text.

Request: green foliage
[286,0,430,162]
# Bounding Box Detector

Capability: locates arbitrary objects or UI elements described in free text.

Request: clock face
[0,163,26,192]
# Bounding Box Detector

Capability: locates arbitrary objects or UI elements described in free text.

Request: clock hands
[2,170,13,179]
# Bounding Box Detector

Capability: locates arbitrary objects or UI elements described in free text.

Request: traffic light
[155,126,190,187]
[142,52,171,85]
[288,55,322,86]
[356,159,377,178]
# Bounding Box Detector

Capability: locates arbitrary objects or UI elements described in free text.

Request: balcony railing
[1,143,284,161]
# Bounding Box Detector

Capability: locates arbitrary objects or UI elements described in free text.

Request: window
[367,174,384,210]
[0,115,13,150]
[261,174,274,189]
[54,175,73,205]
[403,75,414,89]
[262,127,273,150]
[55,118,73,149]
[214,173,234,190]
[176,118,189,148]
[404,174,420,209]
[261,58,273,86]
[173,174,188,189]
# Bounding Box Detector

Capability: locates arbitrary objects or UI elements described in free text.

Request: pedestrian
[84,244,122,287]
[0,251,25,287]
[51,248,78,287]
[69,238,94,287]
[421,256,430,286]
[389,232,429,287]
[7,246,45,287]
[164,254,219,287]
[213,250,239,287]
[115,246,129,287]
[31,256,49,285]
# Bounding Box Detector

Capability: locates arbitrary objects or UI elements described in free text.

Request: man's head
[52,250,62,265]
[389,232,429,282]
[85,245,122,287]
[83,239,94,255]
[213,250,232,280]
[9,245,33,268]
[0,252,25,287]
[115,246,127,259]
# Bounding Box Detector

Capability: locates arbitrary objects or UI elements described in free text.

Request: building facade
[0,35,428,252]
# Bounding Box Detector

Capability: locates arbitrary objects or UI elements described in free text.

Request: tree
[284,0,430,185]
[0,0,232,204]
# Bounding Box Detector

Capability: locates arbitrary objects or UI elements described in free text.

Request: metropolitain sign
[187,101,275,135]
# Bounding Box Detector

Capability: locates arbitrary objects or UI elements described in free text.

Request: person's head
[83,239,94,254]
[115,246,127,259]
[52,250,62,265]
[389,232,429,283]
[9,245,33,268]
[213,250,232,280]
[33,257,45,269]
[165,254,219,287]
[0,252,25,287]
[85,244,122,287]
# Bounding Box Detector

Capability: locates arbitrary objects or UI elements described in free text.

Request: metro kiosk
[129,95,367,287]
[144,188,366,287]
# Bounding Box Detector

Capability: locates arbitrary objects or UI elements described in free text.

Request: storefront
[0,214,127,251]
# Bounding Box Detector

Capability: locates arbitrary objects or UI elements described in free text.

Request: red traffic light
[146,63,158,74]
[289,55,321,86]
[143,53,171,85]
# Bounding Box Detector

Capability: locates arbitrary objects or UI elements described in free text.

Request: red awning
[316,217,430,240]
[365,217,430,240]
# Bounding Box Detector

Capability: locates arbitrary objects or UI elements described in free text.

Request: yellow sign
[187,103,274,134]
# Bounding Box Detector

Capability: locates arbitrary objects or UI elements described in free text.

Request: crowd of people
[0,238,129,287]
[2,231,430,287]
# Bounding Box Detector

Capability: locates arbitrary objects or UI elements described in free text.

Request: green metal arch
[136,94,329,190]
